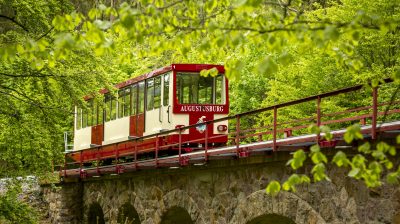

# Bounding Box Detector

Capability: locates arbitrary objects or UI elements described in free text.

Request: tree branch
[35,27,54,41]
[0,14,28,32]
[0,72,66,78]
[156,0,184,10]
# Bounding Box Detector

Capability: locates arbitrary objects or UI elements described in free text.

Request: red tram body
[70,64,229,162]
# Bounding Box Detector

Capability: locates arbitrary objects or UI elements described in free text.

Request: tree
[0,0,399,195]
[0,0,118,176]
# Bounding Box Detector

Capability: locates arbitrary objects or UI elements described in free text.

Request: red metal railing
[61,79,400,179]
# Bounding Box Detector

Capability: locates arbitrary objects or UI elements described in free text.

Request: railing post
[96,149,100,175]
[372,87,378,139]
[178,129,182,165]
[273,107,277,151]
[134,140,138,170]
[317,96,321,143]
[64,153,67,177]
[155,135,159,167]
[205,122,208,162]
[79,151,83,178]
[115,143,119,174]
[236,115,240,157]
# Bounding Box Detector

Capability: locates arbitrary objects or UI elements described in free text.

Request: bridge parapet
[43,150,400,223]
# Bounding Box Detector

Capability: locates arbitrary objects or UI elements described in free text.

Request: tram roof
[84,64,224,100]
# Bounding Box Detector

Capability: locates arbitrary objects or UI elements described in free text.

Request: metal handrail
[61,78,397,178]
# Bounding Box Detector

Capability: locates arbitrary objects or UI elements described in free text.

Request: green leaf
[393,69,400,83]
[282,181,291,191]
[389,146,396,156]
[278,52,293,65]
[288,150,306,170]
[324,132,333,141]
[368,161,382,174]
[377,142,389,152]
[387,172,399,184]
[352,154,366,168]
[320,125,333,141]
[258,56,278,76]
[324,26,340,41]
[344,124,363,143]
[266,180,281,196]
[308,124,320,135]
[348,168,360,177]
[310,144,320,153]
[311,163,328,182]
[320,125,331,133]
[358,142,371,154]
[311,151,328,164]
[88,8,100,20]
[344,132,354,143]
[332,151,349,167]
[94,20,112,30]
[397,135,400,144]
[300,175,311,183]
[385,161,393,170]
[371,79,379,88]
[233,0,248,7]
[372,150,385,160]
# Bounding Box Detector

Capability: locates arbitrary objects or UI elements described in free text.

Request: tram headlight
[217,125,227,132]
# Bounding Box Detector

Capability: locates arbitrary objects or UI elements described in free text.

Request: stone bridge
[42,151,400,224]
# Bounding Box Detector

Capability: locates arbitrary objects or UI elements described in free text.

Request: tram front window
[176,72,224,105]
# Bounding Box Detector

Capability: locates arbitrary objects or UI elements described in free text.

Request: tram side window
[118,88,131,118]
[177,74,196,104]
[87,100,93,127]
[97,104,103,125]
[76,107,82,129]
[163,73,170,106]
[138,81,145,114]
[177,73,215,104]
[154,76,161,109]
[215,75,224,104]
[198,76,213,104]
[118,89,124,118]
[124,88,131,116]
[82,108,87,128]
[146,79,154,111]
[131,84,138,115]
[105,94,112,122]
[177,73,225,105]
[111,96,116,120]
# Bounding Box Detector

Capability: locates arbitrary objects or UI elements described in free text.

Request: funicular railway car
[70,64,229,163]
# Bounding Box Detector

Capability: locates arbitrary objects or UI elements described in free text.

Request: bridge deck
[62,120,400,178]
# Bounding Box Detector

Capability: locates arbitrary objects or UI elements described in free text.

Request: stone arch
[247,213,295,224]
[87,202,105,224]
[117,202,141,224]
[161,189,205,223]
[160,206,194,224]
[230,190,326,224]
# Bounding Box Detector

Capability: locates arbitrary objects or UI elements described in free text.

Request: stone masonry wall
[42,155,400,224]
[42,182,83,223]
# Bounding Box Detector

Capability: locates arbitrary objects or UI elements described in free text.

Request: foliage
[0,179,39,224]
[0,0,399,198]
[0,0,119,176]
[267,121,400,194]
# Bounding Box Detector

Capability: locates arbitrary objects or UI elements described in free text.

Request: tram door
[160,73,172,130]
[91,103,104,146]
[130,82,145,137]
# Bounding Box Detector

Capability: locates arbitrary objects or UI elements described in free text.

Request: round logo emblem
[196,116,206,133]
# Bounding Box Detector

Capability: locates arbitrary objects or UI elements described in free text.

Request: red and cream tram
[70,64,229,162]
